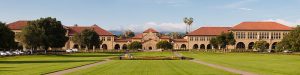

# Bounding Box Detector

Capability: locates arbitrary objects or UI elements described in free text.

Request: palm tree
[183,17,194,34]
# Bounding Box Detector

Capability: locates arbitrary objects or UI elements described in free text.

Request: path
[46,59,111,75]
[173,52,257,75]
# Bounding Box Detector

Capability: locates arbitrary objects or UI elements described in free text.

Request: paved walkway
[173,52,257,75]
[46,59,111,75]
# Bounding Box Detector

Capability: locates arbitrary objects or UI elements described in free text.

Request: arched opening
[180,44,186,49]
[102,44,107,50]
[114,44,120,50]
[248,42,254,49]
[265,43,270,50]
[207,44,212,49]
[193,44,198,49]
[236,42,245,49]
[272,42,277,49]
[149,47,152,50]
[122,44,127,50]
[73,44,79,49]
[200,44,205,49]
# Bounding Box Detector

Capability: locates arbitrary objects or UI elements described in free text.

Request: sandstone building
[7,21,293,51]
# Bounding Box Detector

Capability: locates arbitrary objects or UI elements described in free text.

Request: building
[7,21,293,51]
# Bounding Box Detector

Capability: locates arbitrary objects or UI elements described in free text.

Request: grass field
[181,52,300,75]
[66,60,236,75]
[0,53,120,75]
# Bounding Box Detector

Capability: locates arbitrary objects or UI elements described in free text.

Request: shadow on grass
[0,70,15,72]
[54,54,118,57]
[0,60,101,64]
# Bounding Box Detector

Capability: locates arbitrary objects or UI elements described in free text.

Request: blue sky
[1,0,300,32]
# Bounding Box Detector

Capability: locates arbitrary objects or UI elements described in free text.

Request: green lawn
[181,52,300,75]
[0,52,120,75]
[66,60,236,75]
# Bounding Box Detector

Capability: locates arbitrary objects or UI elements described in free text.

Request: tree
[209,32,236,50]
[128,41,142,50]
[0,22,16,51]
[156,41,173,50]
[80,29,101,51]
[183,17,194,34]
[254,40,268,52]
[16,22,46,54]
[16,17,68,54]
[167,32,184,39]
[72,33,83,49]
[209,38,221,49]
[225,32,236,49]
[119,30,135,39]
[276,25,300,51]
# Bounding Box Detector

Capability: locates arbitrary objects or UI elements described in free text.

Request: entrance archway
[236,42,245,49]
[180,44,186,49]
[193,44,198,49]
[248,42,254,49]
[73,44,79,49]
[114,44,120,50]
[122,44,127,50]
[102,44,107,50]
[272,42,277,49]
[200,44,205,49]
[149,47,152,50]
[265,43,270,50]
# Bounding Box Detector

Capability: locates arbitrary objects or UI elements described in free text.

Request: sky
[1,0,300,32]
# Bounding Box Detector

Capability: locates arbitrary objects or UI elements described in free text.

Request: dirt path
[174,52,257,75]
[46,59,111,75]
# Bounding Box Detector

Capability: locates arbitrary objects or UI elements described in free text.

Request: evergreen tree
[0,22,16,51]
[156,41,173,50]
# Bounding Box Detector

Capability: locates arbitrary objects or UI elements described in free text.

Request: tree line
[0,17,101,54]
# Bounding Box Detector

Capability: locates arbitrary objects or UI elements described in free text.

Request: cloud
[123,22,186,32]
[238,8,253,11]
[223,0,257,11]
[262,19,300,27]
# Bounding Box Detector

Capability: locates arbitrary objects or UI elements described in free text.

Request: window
[271,32,281,39]
[236,32,245,39]
[107,37,111,41]
[101,37,105,41]
[259,32,269,39]
[190,37,193,41]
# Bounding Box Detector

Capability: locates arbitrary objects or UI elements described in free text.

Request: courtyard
[0,51,300,75]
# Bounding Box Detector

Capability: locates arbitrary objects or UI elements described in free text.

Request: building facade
[7,21,293,51]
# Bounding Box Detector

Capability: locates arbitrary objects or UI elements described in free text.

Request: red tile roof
[231,22,293,31]
[132,33,143,39]
[187,27,231,36]
[68,25,114,36]
[7,21,29,30]
[172,39,187,42]
[143,28,158,33]
[160,35,170,39]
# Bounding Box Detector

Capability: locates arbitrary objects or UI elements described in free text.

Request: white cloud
[262,19,300,27]
[223,0,257,11]
[239,8,253,11]
[123,22,186,32]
